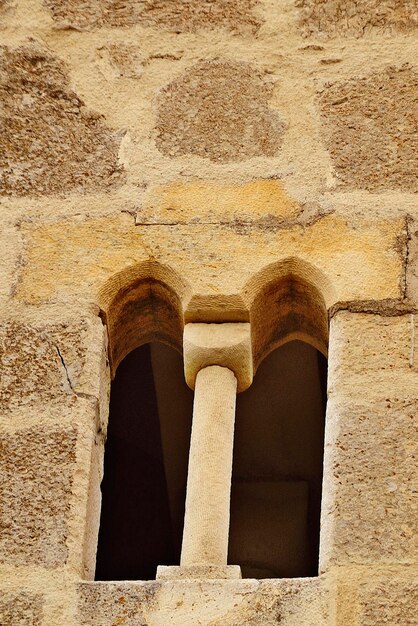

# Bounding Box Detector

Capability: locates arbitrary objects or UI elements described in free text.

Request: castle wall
[0,1,417,624]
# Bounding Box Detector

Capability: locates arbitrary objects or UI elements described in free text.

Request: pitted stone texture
[296,0,418,38]
[78,578,329,625]
[44,0,261,33]
[327,314,418,397]
[0,320,90,413]
[0,427,77,567]
[319,65,418,192]
[0,591,43,626]
[0,44,124,196]
[358,578,418,625]
[322,395,417,567]
[321,314,418,569]
[78,582,160,625]
[156,60,284,163]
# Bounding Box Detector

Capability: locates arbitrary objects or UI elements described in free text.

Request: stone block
[0,43,124,196]
[0,427,77,567]
[15,213,404,310]
[321,395,417,569]
[77,578,330,626]
[44,0,261,33]
[296,0,418,38]
[156,60,284,163]
[0,591,43,626]
[407,219,418,307]
[321,314,418,569]
[328,313,418,398]
[358,578,418,625]
[319,65,417,192]
[0,317,106,415]
[77,582,160,625]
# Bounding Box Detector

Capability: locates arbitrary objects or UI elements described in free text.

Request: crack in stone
[54,345,75,393]
[403,214,413,301]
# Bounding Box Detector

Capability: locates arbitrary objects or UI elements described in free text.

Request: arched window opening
[95,341,193,581]
[229,339,327,578]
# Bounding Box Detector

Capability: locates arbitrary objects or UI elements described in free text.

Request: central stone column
[157,322,252,580]
[181,364,237,569]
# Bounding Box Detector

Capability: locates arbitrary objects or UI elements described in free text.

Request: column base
[156,565,242,580]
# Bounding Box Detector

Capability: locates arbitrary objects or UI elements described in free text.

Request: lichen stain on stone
[144,180,300,223]
[295,0,418,38]
[0,43,125,196]
[319,65,418,192]
[156,60,285,163]
[44,0,261,34]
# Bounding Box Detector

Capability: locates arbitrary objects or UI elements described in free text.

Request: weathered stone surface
[0,44,124,196]
[77,582,160,625]
[0,591,43,626]
[0,427,77,567]
[78,578,329,626]
[358,578,418,625]
[140,179,300,225]
[296,0,418,38]
[0,319,100,413]
[327,314,418,395]
[319,65,418,192]
[15,213,404,311]
[407,219,418,307]
[156,61,284,163]
[321,314,418,569]
[103,43,145,79]
[44,0,261,33]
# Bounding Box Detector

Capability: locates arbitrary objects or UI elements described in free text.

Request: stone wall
[0,0,416,624]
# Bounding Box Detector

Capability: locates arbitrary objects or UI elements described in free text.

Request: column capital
[183,322,253,392]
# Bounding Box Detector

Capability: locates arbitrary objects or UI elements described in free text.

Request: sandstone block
[0,318,105,414]
[407,219,418,307]
[358,578,418,625]
[319,65,418,192]
[44,0,261,33]
[0,427,77,567]
[296,0,418,38]
[321,395,417,569]
[156,60,284,163]
[327,313,418,398]
[15,213,404,311]
[77,578,330,626]
[77,582,159,625]
[321,314,418,569]
[0,591,43,626]
[0,44,124,196]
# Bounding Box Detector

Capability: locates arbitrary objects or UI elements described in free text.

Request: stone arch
[230,258,332,578]
[241,258,334,370]
[98,260,191,375]
[96,261,194,580]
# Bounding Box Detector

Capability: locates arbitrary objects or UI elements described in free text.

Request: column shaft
[180,365,237,567]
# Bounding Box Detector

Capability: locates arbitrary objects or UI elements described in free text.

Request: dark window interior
[95,338,327,581]
[95,342,193,580]
[229,340,327,578]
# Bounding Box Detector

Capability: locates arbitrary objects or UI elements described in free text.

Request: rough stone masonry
[0,0,417,625]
